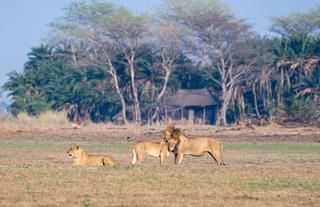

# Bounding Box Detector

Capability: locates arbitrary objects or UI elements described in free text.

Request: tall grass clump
[0,111,70,130]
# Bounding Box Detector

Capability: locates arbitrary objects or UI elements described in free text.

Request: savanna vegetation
[1,0,320,126]
[1,1,320,206]
[0,125,320,206]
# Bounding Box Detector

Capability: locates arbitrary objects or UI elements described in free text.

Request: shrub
[284,97,320,125]
[10,96,50,116]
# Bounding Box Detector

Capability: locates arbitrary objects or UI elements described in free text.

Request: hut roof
[164,88,219,111]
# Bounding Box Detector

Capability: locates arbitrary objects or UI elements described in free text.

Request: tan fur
[163,126,225,165]
[66,146,119,166]
[131,140,172,165]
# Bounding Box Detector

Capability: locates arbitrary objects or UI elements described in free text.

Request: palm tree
[295,69,320,102]
[274,32,320,102]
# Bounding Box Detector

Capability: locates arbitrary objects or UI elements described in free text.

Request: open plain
[0,124,320,207]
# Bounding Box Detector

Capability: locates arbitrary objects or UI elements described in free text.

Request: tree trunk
[219,58,229,126]
[157,66,171,102]
[128,53,141,125]
[238,95,245,121]
[241,95,245,117]
[70,43,77,63]
[266,79,271,107]
[253,81,260,118]
[277,68,284,105]
[220,82,230,126]
[110,66,128,125]
[220,101,228,126]
[151,65,171,122]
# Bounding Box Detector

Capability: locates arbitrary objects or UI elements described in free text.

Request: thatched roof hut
[164,88,219,124]
[165,88,219,110]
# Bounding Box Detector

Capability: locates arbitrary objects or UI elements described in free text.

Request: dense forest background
[1,0,320,126]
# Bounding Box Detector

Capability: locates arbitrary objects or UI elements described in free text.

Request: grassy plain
[0,124,320,207]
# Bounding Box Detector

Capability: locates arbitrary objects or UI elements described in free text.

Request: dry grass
[0,125,320,206]
[0,111,70,132]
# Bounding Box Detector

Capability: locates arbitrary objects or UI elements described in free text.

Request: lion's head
[162,126,182,151]
[162,125,175,140]
[171,128,183,140]
[163,125,182,140]
[66,146,82,158]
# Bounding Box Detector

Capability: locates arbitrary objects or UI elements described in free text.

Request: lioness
[163,126,225,165]
[66,146,119,166]
[131,137,176,165]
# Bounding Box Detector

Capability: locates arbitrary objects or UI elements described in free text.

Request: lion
[163,126,225,165]
[131,136,177,165]
[66,146,119,166]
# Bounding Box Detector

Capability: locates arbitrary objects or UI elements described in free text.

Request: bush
[10,96,50,116]
[284,98,320,126]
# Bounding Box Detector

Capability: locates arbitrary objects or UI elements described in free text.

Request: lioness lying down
[67,146,119,166]
[132,139,175,165]
[163,126,225,165]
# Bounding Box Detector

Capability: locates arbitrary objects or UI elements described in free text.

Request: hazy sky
[0,0,319,90]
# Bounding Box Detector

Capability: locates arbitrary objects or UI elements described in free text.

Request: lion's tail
[132,148,137,165]
[219,139,226,165]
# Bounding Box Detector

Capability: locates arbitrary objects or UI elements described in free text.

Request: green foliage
[11,96,50,116]
[171,58,210,90]
[274,32,313,61]
[294,69,320,100]
[2,45,120,121]
[2,1,320,125]
[270,6,320,36]
[3,69,51,116]
[284,97,320,125]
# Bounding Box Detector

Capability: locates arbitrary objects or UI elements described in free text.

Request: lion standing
[163,126,225,165]
[131,139,173,165]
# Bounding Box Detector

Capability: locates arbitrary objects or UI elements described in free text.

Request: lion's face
[161,127,179,151]
[66,146,81,158]
[167,139,178,151]
[165,130,172,140]
[163,126,181,140]
[162,126,174,141]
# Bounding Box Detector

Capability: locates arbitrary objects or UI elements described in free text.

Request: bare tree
[48,2,129,124]
[102,11,150,125]
[270,6,320,36]
[164,0,252,125]
[150,19,183,123]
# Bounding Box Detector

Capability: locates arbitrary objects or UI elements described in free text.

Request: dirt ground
[0,124,320,207]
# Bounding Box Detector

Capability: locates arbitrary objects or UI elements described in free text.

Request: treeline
[2,0,320,126]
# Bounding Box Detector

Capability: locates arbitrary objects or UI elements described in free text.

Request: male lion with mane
[67,145,119,166]
[163,126,225,165]
[131,136,177,165]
